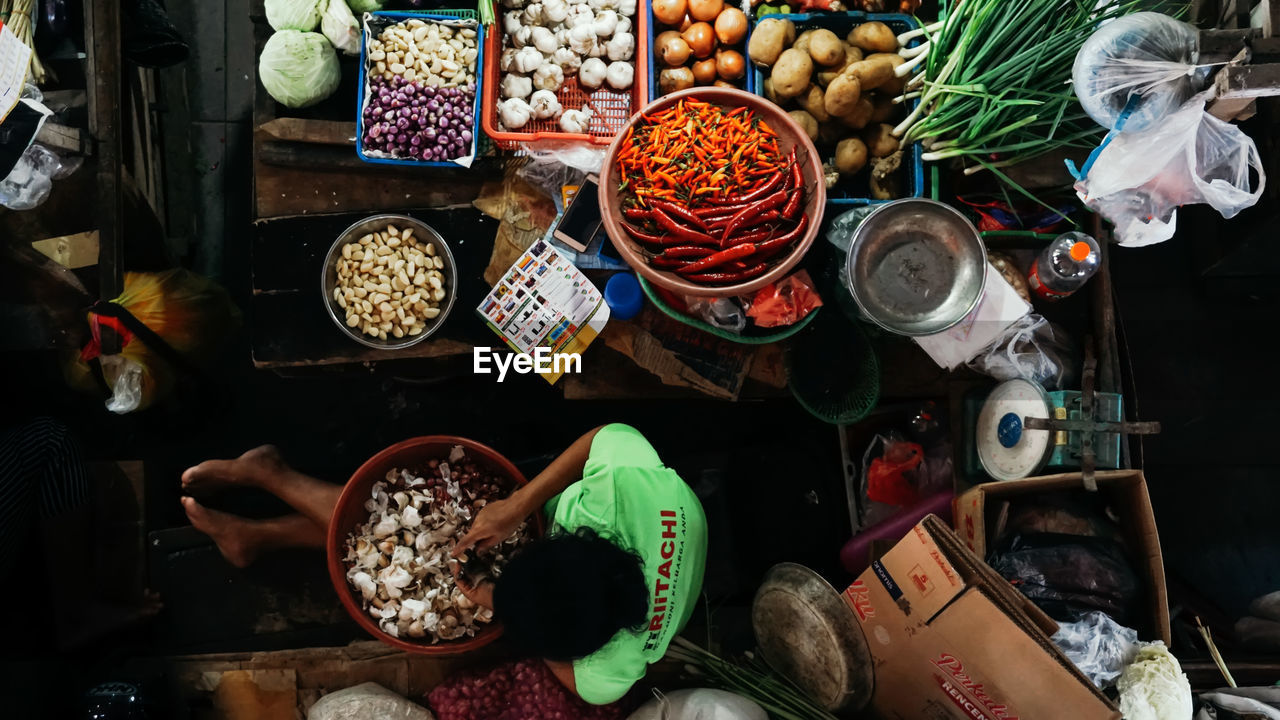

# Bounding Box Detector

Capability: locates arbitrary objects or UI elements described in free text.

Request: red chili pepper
[623,207,653,222]
[781,187,805,221]
[623,222,666,247]
[653,207,718,246]
[721,226,775,248]
[708,170,787,205]
[722,192,787,240]
[789,149,803,191]
[651,255,689,269]
[685,262,771,285]
[659,245,716,259]
[677,243,757,275]
[693,203,752,218]
[754,215,809,260]
[652,200,709,232]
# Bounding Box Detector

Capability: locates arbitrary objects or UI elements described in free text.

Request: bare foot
[181,496,260,569]
[181,445,288,492]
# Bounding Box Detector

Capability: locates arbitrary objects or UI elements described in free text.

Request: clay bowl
[598,87,826,297]
[326,435,544,655]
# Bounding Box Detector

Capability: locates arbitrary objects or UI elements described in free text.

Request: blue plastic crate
[749,12,924,206]
[648,0,754,101]
[356,11,484,167]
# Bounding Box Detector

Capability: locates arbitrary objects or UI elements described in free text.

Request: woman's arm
[453,426,605,556]
[545,659,577,695]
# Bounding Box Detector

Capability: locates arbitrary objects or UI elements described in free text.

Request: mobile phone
[553,174,602,253]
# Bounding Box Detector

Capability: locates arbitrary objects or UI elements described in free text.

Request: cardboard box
[952,469,1171,644]
[843,515,1120,720]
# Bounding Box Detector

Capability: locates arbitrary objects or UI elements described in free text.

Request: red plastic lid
[1070,242,1092,262]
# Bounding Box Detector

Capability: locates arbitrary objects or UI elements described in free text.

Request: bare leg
[181,498,326,568]
[182,445,343,529]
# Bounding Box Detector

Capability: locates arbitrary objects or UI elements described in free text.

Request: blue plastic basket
[749,12,924,206]
[356,11,484,167]
[648,0,754,101]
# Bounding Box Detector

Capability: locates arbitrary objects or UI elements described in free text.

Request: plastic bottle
[1027,231,1101,301]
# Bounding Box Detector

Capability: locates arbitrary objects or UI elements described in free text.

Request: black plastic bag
[988,532,1140,626]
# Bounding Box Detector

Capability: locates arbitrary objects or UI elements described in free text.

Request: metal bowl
[845,198,987,336]
[321,214,458,349]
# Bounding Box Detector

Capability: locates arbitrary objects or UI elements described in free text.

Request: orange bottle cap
[1070,242,1092,262]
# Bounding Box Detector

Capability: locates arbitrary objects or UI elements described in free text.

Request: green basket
[637,275,822,345]
[785,311,881,424]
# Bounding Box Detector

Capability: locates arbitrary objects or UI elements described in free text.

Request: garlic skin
[499,48,519,73]
[565,5,594,29]
[501,11,522,36]
[542,0,570,24]
[499,97,533,129]
[605,31,634,62]
[521,2,544,25]
[592,10,618,37]
[530,89,563,120]
[615,15,631,35]
[560,106,592,134]
[500,73,533,99]
[500,0,528,8]
[533,62,565,92]
[578,57,607,90]
[588,0,618,10]
[510,25,534,49]
[605,61,634,89]
[512,46,543,74]
[551,46,581,73]
[531,26,558,54]
[616,0,636,15]
[568,24,597,55]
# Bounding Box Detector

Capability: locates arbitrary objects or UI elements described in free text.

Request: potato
[793,29,816,56]
[845,56,896,92]
[762,76,779,104]
[867,52,908,95]
[818,121,846,146]
[870,151,902,200]
[835,137,868,175]
[771,48,814,99]
[796,84,830,123]
[748,18,793,67]
[815,45,863,87]
[847,21,898,53]
[823,73,861,117]
[837,96,874,129]
[870,94,897,124]
[789,110,819,142]
[807,29,845,67]
[863,123,900,158]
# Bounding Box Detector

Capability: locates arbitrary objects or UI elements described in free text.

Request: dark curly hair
[493,527,648,661]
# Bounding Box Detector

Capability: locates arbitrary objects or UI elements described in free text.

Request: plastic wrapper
[1051,611,1139,688]
[744,270,822,329]
[1073,90,1265,248]
[1196,688,1280,720]
[1117,642,1192,720]
[65,270,241,413]
[965,313,1076,390]
[309,682,435,719]
[627,689,768,720]
[685,296,746,334]
[1073,12,1209,132]
[859,432,952,527]
[988,532,1141,626]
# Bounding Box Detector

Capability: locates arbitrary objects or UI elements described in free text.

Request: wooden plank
[31,231,100,269]
[1214,63,1280,100]
[85,0,125,351]
[35,122,90,155]
[258,118,356,145]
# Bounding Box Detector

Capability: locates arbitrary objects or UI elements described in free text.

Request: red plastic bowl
[326,435,544,655]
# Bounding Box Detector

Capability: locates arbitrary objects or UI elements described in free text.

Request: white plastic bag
[308,682,435,720]
[627,688,768,720]
[965,313,1074,390]
[1073,91,1265,247]
[1073,12,1210,132]
[1051,611,1139,688]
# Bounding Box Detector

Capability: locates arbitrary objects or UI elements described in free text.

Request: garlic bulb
[502,11,522,36]
[499,48,519,73]
[542,0,570,23]
[530,89,563,120]
[512,46,543,73]
[587,41,606,58]
[565,5,594,29]
[579,57,607,89]
[605,61,634,89]
[533,62,565,92]
[521,2,543,25]
[500,0,527,8]
[588,0,617,10]
[499,97,534,129]
[592,10,618,37]
[617,0,636,15]
[616,15,631,35]
[605,31,634,62]
[511,25,534,49]
[568,24,597,55]
[501,73,533,99]
[551,46,580,73]
[531,26,558,54]
[559,107,592,134]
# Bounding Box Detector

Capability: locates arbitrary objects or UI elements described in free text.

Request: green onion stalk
[663,637,840,720]
[479,0,495,26]
[891,0,1164,204]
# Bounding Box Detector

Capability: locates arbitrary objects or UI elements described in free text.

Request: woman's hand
[453,497,527,557]
[450,561,495,610]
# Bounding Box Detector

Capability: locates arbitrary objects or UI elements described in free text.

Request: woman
[181,425,707,704]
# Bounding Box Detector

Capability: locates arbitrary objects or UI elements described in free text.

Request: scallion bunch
[664,637,841,720]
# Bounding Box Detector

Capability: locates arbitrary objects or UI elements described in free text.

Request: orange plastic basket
[481,14,650,148]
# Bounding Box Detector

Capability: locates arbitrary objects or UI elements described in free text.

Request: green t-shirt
[544,424,708,705]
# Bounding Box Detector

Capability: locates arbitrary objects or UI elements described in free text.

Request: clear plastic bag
[1073,91,1266,247]
[965,313,1076,390]
[684,296,746,333]
[627,688,768,720]
[1051,611,1140,688]
[1073,12,1210,132]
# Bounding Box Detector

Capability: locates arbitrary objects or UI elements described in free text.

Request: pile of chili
[616,100,810,287]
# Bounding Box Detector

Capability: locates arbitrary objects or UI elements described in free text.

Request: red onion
[362,76,477,162]
[428,660,630,720]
